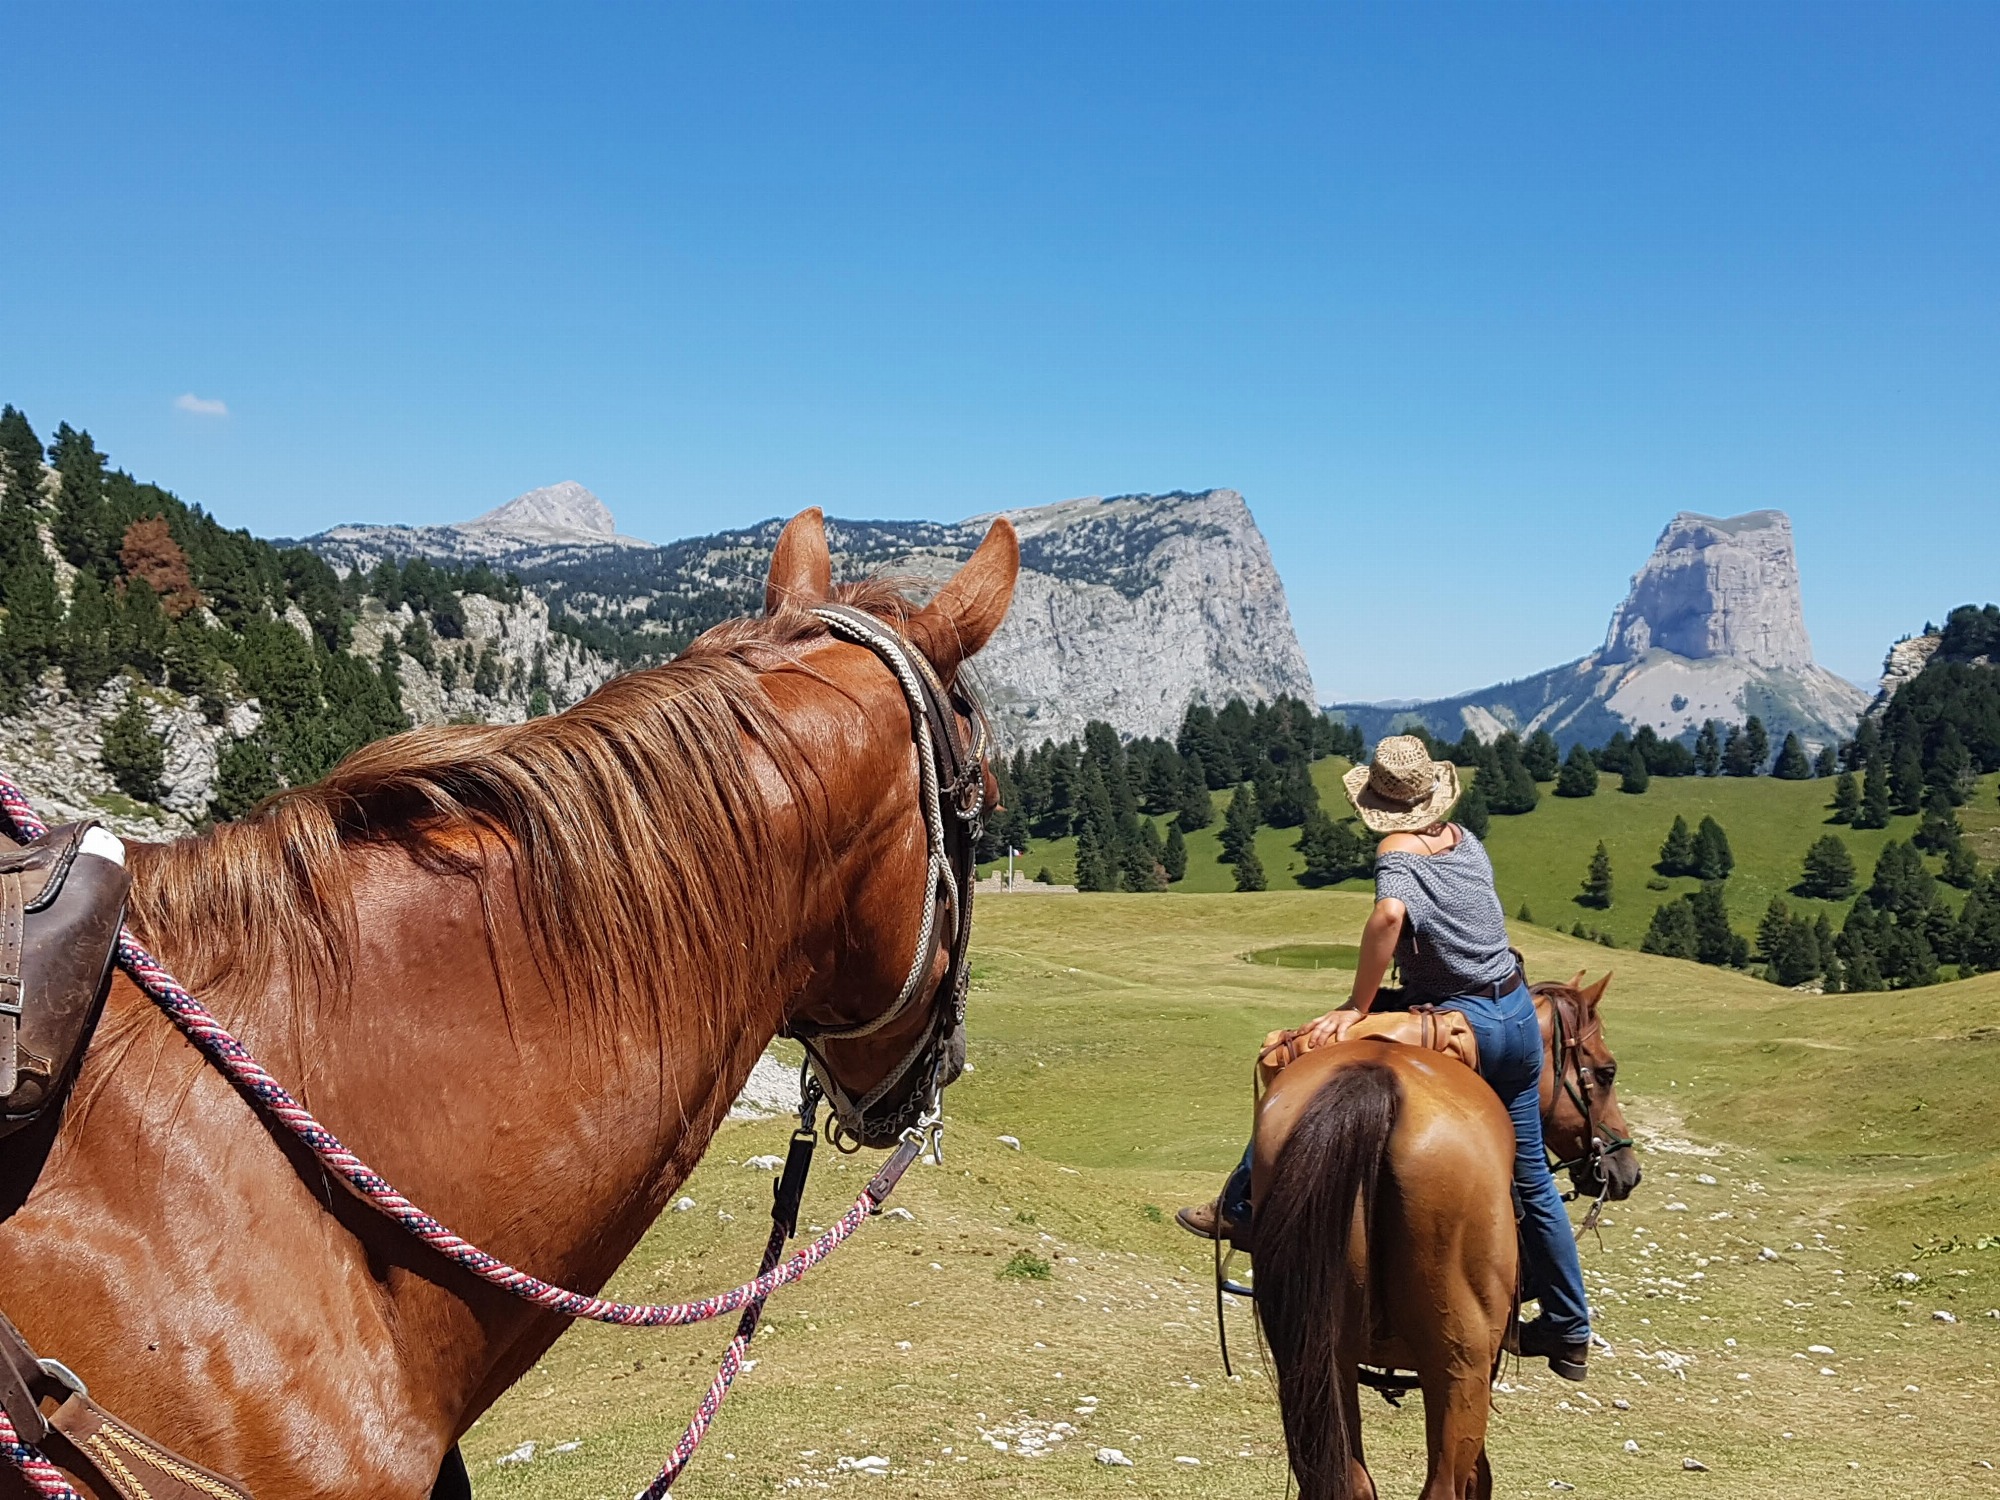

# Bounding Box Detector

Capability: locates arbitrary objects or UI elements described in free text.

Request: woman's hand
[1302,1007,1365,1050]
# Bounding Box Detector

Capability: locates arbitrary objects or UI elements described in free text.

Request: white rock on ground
[496,1442,536,1466]
[1094,1449,1134,1467]
[997,1135,1022,1150]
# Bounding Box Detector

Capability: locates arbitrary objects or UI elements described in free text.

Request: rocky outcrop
[1868,632,1944,718]
[961,491,1316,744]
[0,676,259,839]
[1600,511,1815,670]
[1330,510,1868,753]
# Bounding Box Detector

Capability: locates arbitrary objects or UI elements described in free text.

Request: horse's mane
[127,582,920,1043]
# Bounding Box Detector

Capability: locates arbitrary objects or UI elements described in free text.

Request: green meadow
[467,894,2000,1499]
[990,761,2000,954]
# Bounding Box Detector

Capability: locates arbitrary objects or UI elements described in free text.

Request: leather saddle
[0,821,131,1143]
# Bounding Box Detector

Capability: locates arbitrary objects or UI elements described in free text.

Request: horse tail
[1254,1058,1402,1500]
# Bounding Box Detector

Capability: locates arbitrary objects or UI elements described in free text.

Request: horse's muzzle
[1574,1147,1641,1203]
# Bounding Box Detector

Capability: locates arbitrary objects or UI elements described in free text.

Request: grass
[986,763,2000,952]
[465,894,2000,1498]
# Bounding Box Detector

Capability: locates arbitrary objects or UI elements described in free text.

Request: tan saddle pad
[1257,1007,1480,1092]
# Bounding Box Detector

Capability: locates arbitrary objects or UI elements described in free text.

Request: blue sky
[3,4,1995,702]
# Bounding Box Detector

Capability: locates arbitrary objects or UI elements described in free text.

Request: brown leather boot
[1509,1318,1589,1381]
[1175,1198,1253,1254]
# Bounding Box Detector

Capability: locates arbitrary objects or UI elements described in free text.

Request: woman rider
[1176,734,1594,1381]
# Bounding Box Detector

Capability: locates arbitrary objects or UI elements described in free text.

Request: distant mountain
[305,486,1316,747]
[1329,511,1870,753]
[306,481,653,571]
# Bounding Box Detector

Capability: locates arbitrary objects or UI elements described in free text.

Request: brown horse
[0,508,1019,1499]
[1250,976,1639,1500]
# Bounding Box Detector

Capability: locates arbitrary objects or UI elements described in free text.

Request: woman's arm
[1303,897,1406,1048]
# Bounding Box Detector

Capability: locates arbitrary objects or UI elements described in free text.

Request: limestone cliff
[1331,510,1868,753]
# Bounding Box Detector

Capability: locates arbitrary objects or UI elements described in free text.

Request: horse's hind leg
[1417,1367,1495,1500]
[1340,1361,1378,1500]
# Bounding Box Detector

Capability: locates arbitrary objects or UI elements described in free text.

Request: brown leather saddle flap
[1258,1007,1480,1091]
[0,822,132,1138]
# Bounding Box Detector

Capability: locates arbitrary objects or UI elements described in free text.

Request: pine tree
[1452,776,1490,839]
[1912,792,1961,854]
[1658,815,1695,876]
[1579,841,1613,909]
[1857,753,1892,829]
[100,684,166,802]
[1694,816,1734,881]
[0,406,47,576]
[1694,720,1722,777]
[1163,821,1188,883]
[1799,834,1857,899]
[1073,817,1117,891]
[1174,760,1214,832]
[210,733,280,821]
[1555,744,1598,798]
[1641,899,1699,960]
[1233,842,1267,892]
[1522,730,1560,783]
[1487,735,1540,814]
[1743,716,1770,772]
[1890,743,1925,816]
[48,424,110,572]
[1772,732,1812,780]
[1219,783,1260,865]
[1829,771,1860,823]
[118,517,202,617]
[62,568,115,693]
[1722,723,1754,776]
[1619,753,1650,794]
[1813,744,1839,779]
[1942,840,1979,891]
[1689,882,1748,967]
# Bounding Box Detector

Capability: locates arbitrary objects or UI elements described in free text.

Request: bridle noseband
[781,604,988,1149]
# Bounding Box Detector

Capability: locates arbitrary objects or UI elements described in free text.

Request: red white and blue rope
[0,1409,84,1500]
[0,771,896,1496]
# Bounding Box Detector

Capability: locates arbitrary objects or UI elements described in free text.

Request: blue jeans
[1223,981,1591,1342]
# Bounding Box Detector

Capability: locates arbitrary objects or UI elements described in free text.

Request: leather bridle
[1543,988,1635,1228]
[782,605,988,1149]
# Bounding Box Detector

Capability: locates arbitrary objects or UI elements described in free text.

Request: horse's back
[1254,1039,1518,1370]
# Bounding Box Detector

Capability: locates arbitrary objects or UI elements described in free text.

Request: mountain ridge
[302,486,1317,747]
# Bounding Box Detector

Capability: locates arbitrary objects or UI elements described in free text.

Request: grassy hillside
[466,897,2000,1498]
[988,761,2000,954]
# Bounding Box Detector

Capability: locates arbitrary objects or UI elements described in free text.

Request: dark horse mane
[123,581,923,1047]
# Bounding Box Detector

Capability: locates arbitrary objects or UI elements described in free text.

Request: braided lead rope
[0,1409,84,1500]
[0,772,887,1329]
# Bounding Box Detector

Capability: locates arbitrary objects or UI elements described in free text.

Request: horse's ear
[1568,969,1588,989]
[1581,972,1612,1008]
[766,508,833,614]
[908,519,1019,675]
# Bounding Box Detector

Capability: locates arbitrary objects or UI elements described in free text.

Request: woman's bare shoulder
[1376,832,1429,856]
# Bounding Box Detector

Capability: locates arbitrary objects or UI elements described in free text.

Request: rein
[0,604,985,1500]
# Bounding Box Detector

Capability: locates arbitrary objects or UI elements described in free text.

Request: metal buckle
[900,1113,945,1167]
[0,975,21,1019]
[37,1358,87,1399]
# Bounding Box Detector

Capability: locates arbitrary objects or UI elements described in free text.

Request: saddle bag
[0,821,132,1140]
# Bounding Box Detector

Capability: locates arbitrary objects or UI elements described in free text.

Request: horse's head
[1540,973,1641,1203]
[758,507,1018,1148]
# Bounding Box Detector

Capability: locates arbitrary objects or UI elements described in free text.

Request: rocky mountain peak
[461,482,617,540]
[1600,510,1814,672]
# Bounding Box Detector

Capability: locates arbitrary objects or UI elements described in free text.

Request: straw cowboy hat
[1341,734,1462,834]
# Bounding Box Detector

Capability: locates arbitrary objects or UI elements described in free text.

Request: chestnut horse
[0,508,1018,1499]
[1251,976,1640,1500]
